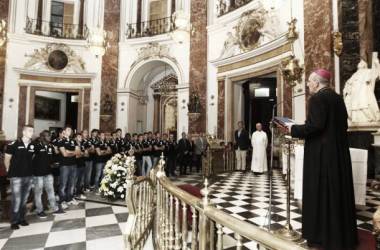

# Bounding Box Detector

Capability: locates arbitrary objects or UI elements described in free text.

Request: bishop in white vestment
[251,123,268,173]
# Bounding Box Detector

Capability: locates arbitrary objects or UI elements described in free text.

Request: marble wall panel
[0,0,9,130]
[100,0,120,133]
[217,79,225,139]
[340,0,360,92]
[303,0,334,93]
[373,0,380,105]
[359,0,373,64]
[188,0,207,134]
[83,89,90,131]
[17,86,27,138]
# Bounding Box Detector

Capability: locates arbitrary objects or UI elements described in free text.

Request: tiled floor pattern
[0,170,377,250]
[0,202,129,250]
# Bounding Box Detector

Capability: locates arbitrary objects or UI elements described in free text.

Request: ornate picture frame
[35,95,61,121]
[236,10,265,52]
[47,49,69,71]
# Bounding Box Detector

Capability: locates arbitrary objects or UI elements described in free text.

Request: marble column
[17,86,28,138]
[189,0,207,134]
[373,0,380,103]
[304,0,335,93]
[217,78,225,139]
[226,78,234,143]
[83,89,91,130]
[0,0,9,140]
[340,0,360,92]
[100,0,120,133]
[153,94,161,133]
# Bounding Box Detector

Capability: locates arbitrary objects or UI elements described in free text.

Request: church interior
[0,0,379,249]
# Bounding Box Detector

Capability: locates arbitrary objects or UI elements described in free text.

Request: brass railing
[124,175,155,249]
[124,155,308,250]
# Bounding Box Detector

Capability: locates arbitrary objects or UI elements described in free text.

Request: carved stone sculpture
[343,53,380,127]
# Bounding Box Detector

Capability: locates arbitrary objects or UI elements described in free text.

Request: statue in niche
[343,54,380,124]
[188,93,201,113]
[103,94,114,114]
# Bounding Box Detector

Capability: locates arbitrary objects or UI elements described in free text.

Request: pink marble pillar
[100,0,120,132]
[304,0,335,94]
[217,79,225,139]
[189,0,207,134]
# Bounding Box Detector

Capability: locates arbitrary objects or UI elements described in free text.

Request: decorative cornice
[130,42,178,70]
[13,67,96,79]
[210,33,288,68]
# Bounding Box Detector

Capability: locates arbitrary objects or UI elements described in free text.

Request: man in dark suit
[178,132,191,175]
[234,121,250,171]
[289,69,358,249]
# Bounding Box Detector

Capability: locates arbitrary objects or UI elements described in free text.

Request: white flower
[123,183,127,188]
[117,186,124,193]
[111,165,118,171]
[121,194,125,198]
[108,191,114,195]
[117,174,121,177]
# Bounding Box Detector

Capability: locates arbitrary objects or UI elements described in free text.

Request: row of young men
[4,125,207,230]
[81,129,209,177]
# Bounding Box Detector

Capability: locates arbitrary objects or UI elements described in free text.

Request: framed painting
[35,95,61,121]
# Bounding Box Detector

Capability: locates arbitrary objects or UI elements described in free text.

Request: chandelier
[86,1,109,59]
[170,8,192,45]
[86,25,110,59]
[261,0,283,12]
[0,19,7,47]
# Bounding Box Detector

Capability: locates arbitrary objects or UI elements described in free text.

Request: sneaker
[61,201,69,210]
[11,223,20,230]
[83,189,90,193]
[53,209,67,215]
[37,211,47,219]
[90,185,95,190]
[55,195,60,202]
[76,194,87,199]
[18,220,29,226]
[68,199,79,206]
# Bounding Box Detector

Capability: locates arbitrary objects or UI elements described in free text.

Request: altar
[282,146,368,205]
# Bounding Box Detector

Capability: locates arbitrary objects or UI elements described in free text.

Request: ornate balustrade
[125,175,155,249]
[126,17,173,39]
[124,154,308,250]
[216,0,253,17]
[25,17,88,40]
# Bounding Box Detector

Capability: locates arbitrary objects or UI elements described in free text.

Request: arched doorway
[121,59,181,134]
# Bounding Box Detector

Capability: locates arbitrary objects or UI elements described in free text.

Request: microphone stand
[266,93,305,232]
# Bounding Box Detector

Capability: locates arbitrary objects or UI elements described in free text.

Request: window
[50,1,74,38]
[149,0,167,21]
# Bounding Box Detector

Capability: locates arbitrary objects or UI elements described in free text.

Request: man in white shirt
[251,123,268,174]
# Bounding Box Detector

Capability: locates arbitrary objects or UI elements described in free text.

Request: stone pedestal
[348,131,376,177]
[373,145,380,181]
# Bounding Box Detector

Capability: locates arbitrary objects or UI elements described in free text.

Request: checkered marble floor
[0,171,377,250]
[208,170,376,249]
[0,201,129,250]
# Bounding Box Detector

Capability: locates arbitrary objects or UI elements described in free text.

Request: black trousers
[0,175,8,200]
[179,154,189,174]
[196,154,203,172]
[167,156,176,176]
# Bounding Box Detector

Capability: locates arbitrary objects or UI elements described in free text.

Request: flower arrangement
[99,153,136,199]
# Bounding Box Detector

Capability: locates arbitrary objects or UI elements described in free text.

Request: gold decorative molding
[24,43,86,73]
[130,42,178,69]
[235,10,266,52]
[331,30,343,56]
[218,43,292,73]
[19,74,92,83]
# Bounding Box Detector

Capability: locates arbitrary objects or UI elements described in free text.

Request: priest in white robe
[251,123,268,173]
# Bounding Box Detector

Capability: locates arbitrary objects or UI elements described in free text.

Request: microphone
[272,93,306,111]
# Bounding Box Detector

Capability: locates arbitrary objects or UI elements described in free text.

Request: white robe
[251,131,268,173]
